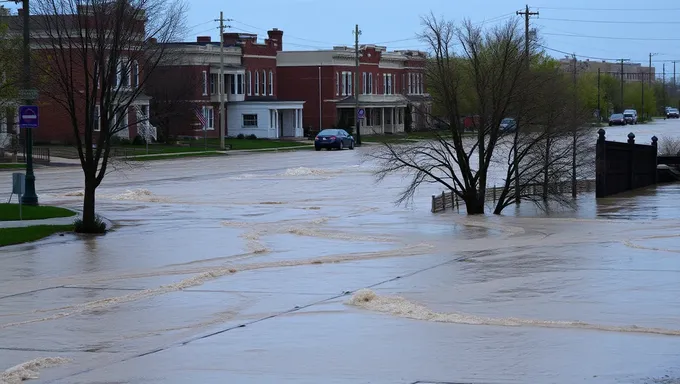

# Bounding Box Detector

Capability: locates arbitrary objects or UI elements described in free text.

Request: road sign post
[19,105,39,205]
[12,173,25,220]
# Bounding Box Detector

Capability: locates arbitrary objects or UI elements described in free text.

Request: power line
[230,19,348,46]
[540,17,680,25]
[535,6,680,11]
[542,32,680,42]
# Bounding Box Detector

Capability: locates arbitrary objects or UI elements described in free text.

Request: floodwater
[1,120,680,384]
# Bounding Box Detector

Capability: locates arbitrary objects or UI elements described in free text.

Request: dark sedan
[314,129,355,151]
[608,113,626,126]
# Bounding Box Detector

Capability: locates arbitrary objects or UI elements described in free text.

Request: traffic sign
[19,105,39,129]
[357,108,365,119]
[18,89,39,101]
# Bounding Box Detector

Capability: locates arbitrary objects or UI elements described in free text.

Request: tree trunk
[463,193,485,215]
[80,179,97,233]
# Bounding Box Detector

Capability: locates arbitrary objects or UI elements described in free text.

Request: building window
[261,70,266,96]
[255,71,260,95]
[210,73,218,95]
[268,70,273,95]
[202,106,214,130]
[131,61,139,88]
[368,73,373,94]
[202,70,208,95]
[247,71,252,95]
[383,74,393,95]
[242,114,258,127]
[419,74,424,94]
[362,72,367,94]
[342,71,352,96]
[229,74,236,95]
[398,108,403,124]
[336,72,340,96]
[93,105,100,132]
[238,73,244,95]
[365,108,372,125]
[408,73,412,94]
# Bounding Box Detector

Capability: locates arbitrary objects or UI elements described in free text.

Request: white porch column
[275,109,279,138]
[391,108,395,133]
[298,108,303,136]
[381,107,385,134]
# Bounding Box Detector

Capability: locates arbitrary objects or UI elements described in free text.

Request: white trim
[261,69,267,96]
[254,71,260,95]
[242,113,258,128]
[243,54,277,59]
[202,70,208,96]
[247,71,252,96]
[268,70,274,96]
[202,105,215,130]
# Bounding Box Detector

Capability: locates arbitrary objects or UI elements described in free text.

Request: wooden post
[596,128,606,198]
[450,191,455,209]
[493,185,496,203]
[441,191,446,211]
[652,135,659,184]
[431,195,436,213]
[628,132,636,190]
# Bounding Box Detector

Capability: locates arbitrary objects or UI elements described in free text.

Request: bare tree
[31,0,186,232]
[371,15,593,215]
[146,65,201,143]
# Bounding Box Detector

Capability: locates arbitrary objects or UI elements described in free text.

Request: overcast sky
[186,0,680,80]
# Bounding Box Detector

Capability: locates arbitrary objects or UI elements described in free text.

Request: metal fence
[431,179,597,213]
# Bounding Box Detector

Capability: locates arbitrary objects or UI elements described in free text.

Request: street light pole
[20,0,38,205]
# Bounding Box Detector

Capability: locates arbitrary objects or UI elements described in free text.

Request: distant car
[314,129,355,151]
[499,118,516,132]
[608,113,626,126]
[623,109,638,124]
[667,108,680,118]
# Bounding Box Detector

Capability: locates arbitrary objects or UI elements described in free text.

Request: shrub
[247,134,257,140]
[74,216,107,234]
[132,135,146,145]
[237,133,245,139]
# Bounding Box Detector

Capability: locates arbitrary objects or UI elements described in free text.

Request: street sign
[12,173,25,195]
[19,105,39,129]
[18,89,39,101]
[357,108,365,119]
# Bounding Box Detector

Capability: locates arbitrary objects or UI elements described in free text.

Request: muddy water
[1,119,680,383]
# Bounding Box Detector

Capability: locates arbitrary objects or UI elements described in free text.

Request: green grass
[0,224,74,247]
[0,203,77,221]
[0,163,26,170]
[117,139,311,155]
[226,139,311,150]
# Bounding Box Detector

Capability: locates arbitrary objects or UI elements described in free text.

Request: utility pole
[353,24,362,146]
[571,54,578,198]
[649,53,658,118]
[20,0,37,205]
[663,63,667,111]
[641,71,645,121]
[217,12,226,150]
[597,68,601,122]
[619,58,629,112]
[514,4,538,204]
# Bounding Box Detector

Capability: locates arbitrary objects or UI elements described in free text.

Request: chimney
[17,8,23,16]
[267,28,283,51]
[197,36,211,43]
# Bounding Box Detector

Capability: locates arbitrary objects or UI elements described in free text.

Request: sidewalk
[0,216,78,229]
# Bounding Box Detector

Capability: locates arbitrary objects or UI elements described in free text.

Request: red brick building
[276,44,431,135]
[151,29,305,140]
[1,6,153,145]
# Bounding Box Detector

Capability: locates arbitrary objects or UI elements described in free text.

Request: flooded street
[2,120,680,383]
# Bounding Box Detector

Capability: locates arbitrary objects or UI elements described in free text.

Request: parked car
[667,108,680,118]
[314,129,355,151]
[608,113,626,126]
[499,118,516,132]
[623,109,638,124]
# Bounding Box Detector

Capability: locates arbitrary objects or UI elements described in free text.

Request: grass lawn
[0,203,76,221]
[117,139,311,155]
[0,163,25,170]
[226,139,311,150]
[0,225,74,247]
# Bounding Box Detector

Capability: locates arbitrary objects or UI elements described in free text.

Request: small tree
[146,66,201,143]
[32,0,186,232]
[0,10,20,151]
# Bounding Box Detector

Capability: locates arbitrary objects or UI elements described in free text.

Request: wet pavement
[2,120,680,383]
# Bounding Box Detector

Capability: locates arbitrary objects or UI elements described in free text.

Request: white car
[623,109,638,125]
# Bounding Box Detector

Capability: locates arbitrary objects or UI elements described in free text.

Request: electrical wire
[535,6,680,11]
[540,17,680,25]
[542,32,680,42]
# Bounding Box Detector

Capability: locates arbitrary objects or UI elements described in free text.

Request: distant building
[277,45,432,134]
[558,58,655,83]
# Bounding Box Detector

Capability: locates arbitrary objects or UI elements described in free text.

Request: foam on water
[0,357,71,384]
[110,189,170,203]
[63,190,84,197]
[281,167,334,177]
[0,244,434,329]
[347,289,680,336]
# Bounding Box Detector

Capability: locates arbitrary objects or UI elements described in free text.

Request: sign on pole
[19,105,39,129]
[357,108,365,120]
[18,89,39,101]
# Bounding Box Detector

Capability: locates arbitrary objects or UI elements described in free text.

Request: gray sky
[186,0,680,80]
